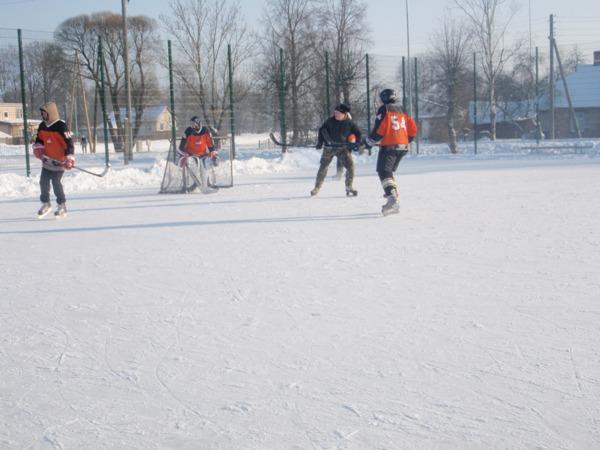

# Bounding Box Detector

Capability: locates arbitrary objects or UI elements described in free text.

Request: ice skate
[381,194,399,216]
[345,188,358,197]
[310,186,320,196]
[54,203,67,218]
[37,202,51,218]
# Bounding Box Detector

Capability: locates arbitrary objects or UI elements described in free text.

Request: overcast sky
[0,0,599,60]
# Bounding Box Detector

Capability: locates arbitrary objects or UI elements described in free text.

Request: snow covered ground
[1,138,600,449]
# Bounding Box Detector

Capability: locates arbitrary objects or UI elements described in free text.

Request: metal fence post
[278,47,287,152]
[325,51,331,118]
[473,52,478,155]
[535,46,540,145]
[168,40,177,163]
[17,29,31,177]
[98,36,110,166]
[365,53,371,134]
[402,56,407,112]
[414,56,419,154]
[227,43,236,185]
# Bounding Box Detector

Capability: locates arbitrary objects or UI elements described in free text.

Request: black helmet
[190,116,201,127]
[379,89,397,104]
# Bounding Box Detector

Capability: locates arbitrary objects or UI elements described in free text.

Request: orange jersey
[35,120,73,161]
[180,126,214,156]
[185,133,213,156]
[370,104,417,146]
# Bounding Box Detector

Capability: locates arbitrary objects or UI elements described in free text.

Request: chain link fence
[1,16,599,179]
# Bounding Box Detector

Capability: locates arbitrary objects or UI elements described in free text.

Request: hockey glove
[32,142,45,160]
[349,142,360,152]
[178,154,189,169]
[64,155,75,170]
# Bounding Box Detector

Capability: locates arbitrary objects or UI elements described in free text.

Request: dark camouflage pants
[314,148,354,189]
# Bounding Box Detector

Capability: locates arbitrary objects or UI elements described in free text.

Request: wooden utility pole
[75,51,93,153]
[67,55,77,132]
[553,40,581,138]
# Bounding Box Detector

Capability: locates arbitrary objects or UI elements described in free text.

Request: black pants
[376,148,408,180]
[39,167,66,204]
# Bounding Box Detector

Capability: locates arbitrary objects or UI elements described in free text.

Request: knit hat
[335,103,351,114]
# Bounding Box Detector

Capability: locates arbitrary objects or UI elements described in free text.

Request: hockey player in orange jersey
[33,102,75,218]
[364,89,417,215]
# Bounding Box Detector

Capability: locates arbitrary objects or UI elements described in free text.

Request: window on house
[160,123,164,131]
[3,112,8,118]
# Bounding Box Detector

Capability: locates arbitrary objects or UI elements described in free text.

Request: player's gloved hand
[209,150,219,166]
[64,155,75,170]
[32,142,45,160]
[408,136,415,143]
[362,136,373,150]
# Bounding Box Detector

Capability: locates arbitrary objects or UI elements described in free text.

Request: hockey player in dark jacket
[33,101,75,218]
[364,89,417,215]
[311,103,362,197]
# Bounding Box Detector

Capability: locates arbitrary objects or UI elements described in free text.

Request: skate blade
[381,206,400,216]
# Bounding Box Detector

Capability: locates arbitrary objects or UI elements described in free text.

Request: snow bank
[2,137,599,198]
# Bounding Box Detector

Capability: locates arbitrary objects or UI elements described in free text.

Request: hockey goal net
[159,136,233,193]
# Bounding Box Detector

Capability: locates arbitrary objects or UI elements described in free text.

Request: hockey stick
[269,133,317,148]
[41,156,110,177]
[320,127,362,152]
[269,132,353,149]
[72,164,111,177]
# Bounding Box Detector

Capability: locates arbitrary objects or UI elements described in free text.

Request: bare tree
[0,46,20,102]
[454,0,520,140]
[317,0,370,105]
[23,42,70,115]
[55,12,159,152]
[562,45,587,74]
[427,14,472,153]
[259,0,318,142]
[128,16,161,140]
[162,0,255,132]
